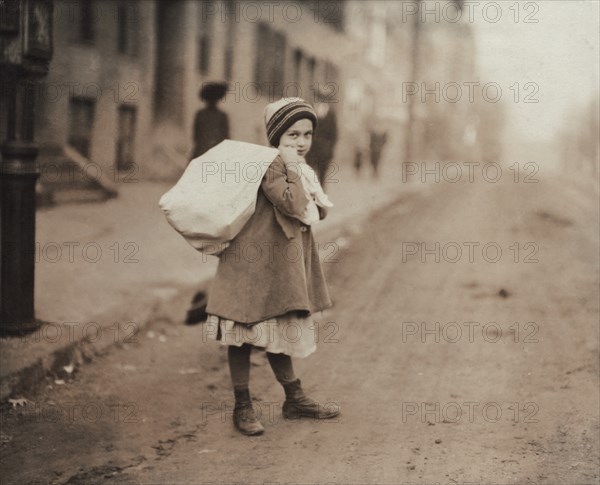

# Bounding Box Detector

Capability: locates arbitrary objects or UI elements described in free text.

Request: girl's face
[278,118,313,158]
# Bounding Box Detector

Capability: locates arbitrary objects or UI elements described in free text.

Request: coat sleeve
[224,115,230,139]
[318,206,328,221]
[261,156,310,219]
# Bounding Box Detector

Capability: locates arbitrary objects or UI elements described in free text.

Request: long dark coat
[205,156,333,324]
[192,107,229,158]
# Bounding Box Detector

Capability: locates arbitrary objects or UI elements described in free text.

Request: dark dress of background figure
[353,146,363,177]
[191,82,230,159]
[306,101,338,190]
[369,130,388,178]
[186,82,229,324]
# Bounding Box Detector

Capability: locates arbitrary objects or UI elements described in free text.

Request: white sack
[159,140,279,254]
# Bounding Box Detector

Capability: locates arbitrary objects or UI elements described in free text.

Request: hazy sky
[471,0,599,142]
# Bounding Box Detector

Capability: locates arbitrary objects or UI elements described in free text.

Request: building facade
[32,0,476,197]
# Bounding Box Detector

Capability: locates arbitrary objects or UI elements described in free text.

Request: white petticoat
[203,312,317,358]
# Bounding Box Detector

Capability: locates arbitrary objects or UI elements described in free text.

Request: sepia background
[1,1,599,484]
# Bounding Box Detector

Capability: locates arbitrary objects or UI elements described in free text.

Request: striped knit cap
[264,97,318,147]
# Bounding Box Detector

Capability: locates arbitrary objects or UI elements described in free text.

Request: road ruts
[1,176,597,485]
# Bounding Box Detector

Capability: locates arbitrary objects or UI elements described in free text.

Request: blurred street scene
[1,0,599,484]
[21,0,491,200]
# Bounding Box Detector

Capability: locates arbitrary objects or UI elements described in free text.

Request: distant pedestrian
[203,97,339,436]
[306,90,338,190]
[191,82,230,159]
[353,146,363,177]
[369,129,387,178]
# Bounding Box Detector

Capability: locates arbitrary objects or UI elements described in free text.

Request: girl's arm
[262,155,310,219]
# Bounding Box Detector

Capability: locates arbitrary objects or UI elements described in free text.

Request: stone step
[36,146,119,206]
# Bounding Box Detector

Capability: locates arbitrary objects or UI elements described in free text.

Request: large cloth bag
[159,140,279,254]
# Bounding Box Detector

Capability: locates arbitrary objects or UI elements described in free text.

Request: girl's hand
[278,144,303,166]
[278,145,304,181]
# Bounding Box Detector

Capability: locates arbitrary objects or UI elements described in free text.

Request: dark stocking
[228,344,252,390]
[266,352,297,385]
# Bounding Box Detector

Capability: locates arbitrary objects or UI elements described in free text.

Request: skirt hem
[203,312,317,359]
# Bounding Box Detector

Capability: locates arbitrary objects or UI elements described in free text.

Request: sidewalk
[0,156,416,401]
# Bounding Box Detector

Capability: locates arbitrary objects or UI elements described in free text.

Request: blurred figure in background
[191,82,230,159]
[186,82,230,324]
[353,146,363,177]
[369,128,387,179]
[306,90,338,190]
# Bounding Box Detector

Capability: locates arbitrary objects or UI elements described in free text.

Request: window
[272,31,286,96]
[198,0,214,74]
[80,1,96,43]
[255,23,286,97]
[293,49,304,84]
[255,23,270,84]
[0,0,20,33]
[308,57,317,87]
[116,106,137,171]
[223,0,236,81]
[67,1,96,43]
[68,97,95,158]
[117,1,139,55]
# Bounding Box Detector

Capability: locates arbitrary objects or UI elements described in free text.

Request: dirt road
[1,174,598,485]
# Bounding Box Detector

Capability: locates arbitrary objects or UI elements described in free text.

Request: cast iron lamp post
[0,0,53,335]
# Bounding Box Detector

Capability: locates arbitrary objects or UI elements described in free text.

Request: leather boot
[233,388,264,436]
[282,379,340,420]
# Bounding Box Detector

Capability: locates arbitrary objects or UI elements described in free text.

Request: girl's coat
[206,155,333,324]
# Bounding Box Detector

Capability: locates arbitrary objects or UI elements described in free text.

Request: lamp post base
[0,318,43,337]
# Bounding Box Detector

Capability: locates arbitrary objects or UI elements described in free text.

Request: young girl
[204,97,339,436]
